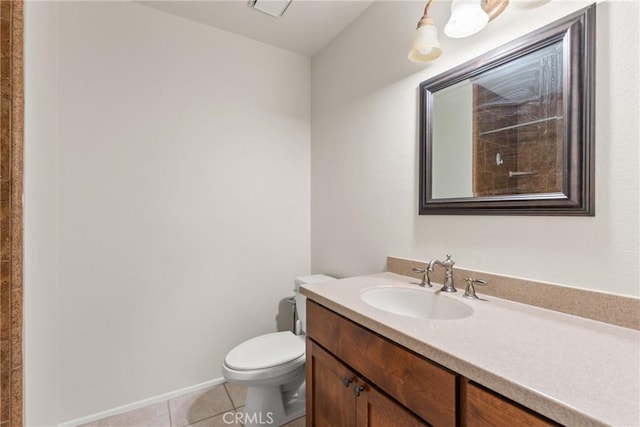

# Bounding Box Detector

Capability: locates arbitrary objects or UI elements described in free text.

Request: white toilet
[222,274,335,427]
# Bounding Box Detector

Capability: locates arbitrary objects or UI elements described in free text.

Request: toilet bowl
[222,274,335,427]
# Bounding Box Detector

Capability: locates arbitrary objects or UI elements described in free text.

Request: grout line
[222,382,235,409]
[184,384,238,426]
[166,400,173,427]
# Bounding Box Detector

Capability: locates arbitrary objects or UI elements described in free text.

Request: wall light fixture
[409,0,511,62]
[408,0,443,62]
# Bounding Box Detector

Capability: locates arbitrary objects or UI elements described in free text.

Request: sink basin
[360,287,473,320]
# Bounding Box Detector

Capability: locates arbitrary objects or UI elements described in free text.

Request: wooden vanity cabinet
[306,340,357,426]
[460,380,558,427]
[307,340,426,427]
[306,300,455,426]
[306,300,560,427]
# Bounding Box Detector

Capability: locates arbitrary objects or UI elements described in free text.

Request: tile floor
[79,383,305,427]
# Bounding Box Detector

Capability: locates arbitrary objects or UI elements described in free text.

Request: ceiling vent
[248,0,292,18]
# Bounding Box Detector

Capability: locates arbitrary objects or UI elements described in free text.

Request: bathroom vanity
[306,300,553,426]
[302,273,640,426]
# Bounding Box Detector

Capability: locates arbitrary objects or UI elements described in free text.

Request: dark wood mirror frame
[419,5,595,216]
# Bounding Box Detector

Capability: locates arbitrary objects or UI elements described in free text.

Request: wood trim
[0,0,24,425]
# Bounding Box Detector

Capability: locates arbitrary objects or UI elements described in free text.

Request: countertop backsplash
[387,256,640,330]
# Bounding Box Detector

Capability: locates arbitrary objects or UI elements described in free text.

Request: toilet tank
[294,274,335,334]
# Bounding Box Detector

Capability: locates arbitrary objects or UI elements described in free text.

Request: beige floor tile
[223,382,246,408]
[234,407,304,427]
[78,402,171,427]
[185,411,243,427]
[282,416,305,427]
[169,384,234,427]
[230,405,305,426]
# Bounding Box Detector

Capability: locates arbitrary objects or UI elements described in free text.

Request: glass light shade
[444,0,489,38]
[408,24,442,62]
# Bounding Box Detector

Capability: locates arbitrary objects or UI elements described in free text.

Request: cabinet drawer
[307,300,456,427]
[307,340,427,427]
[461,380,559,427]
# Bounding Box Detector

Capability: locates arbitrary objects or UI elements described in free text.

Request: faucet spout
[427,254,457,293]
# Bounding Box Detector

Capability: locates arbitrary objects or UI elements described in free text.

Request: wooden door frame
[0,0,24,425]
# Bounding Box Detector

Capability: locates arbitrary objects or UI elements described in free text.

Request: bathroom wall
[311,0,640,297]
[25,1,310,424]
[24,1,59,425]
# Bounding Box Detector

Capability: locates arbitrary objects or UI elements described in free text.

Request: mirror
[419,5,594,215]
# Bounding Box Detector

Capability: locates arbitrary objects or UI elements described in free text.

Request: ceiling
[139,0,376,57]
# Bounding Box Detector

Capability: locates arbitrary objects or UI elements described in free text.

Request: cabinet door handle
[353,384,365,397]
[342,376,353,387]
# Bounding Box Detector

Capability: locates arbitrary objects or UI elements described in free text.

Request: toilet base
[239,365,305,427]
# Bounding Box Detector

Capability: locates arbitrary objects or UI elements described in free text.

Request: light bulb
[419,46,434,56]
[445,0,489,38]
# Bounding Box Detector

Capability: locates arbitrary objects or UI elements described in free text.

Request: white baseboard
[58,377,226,427]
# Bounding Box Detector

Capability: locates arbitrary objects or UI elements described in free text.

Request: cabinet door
[356,382,427,427]
[461,380,559,427]
[307,339,427,427]
[306,339,357,426]
[307,300,456,426]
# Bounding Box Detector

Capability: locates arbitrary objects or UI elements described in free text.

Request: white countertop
[300,272,640,427]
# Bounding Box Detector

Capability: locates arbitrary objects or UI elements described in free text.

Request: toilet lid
[225,331,305,371]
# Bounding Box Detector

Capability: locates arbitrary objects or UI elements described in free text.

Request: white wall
[24,1,59,425]
[26,1,310,424]
[311,0,640,297]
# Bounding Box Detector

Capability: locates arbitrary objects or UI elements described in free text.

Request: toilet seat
[223,332,306,384]
[225,331,305,370]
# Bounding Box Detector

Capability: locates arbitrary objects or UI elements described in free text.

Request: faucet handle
[412,267,433,287]
[463,277,488,300]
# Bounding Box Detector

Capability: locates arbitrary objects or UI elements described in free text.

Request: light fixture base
[248,0,292,18]
[481,0,509,21]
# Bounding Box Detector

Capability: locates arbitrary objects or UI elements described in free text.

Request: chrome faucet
[427,254,457,293]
